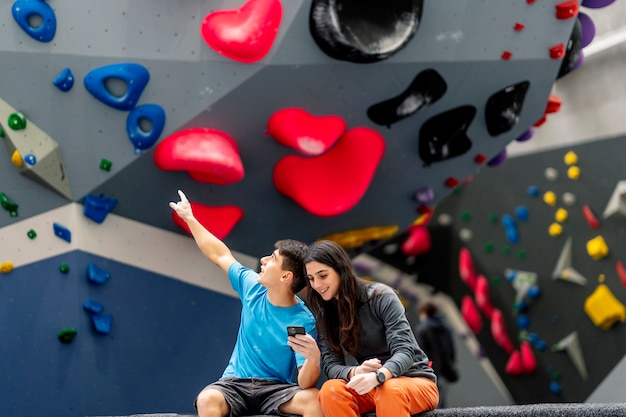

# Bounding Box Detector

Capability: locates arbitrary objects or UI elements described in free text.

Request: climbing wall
[0,0,580,256]
[432,132,626,403]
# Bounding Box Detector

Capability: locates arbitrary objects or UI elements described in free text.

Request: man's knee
[283,388,322,416]
[196,388,229,416]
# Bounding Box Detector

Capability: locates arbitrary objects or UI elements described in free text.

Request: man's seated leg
[196,388,230,417]
[279,387,323,417]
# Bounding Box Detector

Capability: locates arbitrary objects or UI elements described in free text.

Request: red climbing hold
[582,204,600,229]
[520,341,537,373]
[459,247,477,291]
[273,127,385,217]
[491,308,515,354]
[172,202,243,240]
[401,225,431,256]
[445,177,459,188]
[461,295,482,334]
[545,95,562,114]
[555,0,579,20]
[200,0,282,63]
[616,260,626,287]
[505,350,524,376]
[268,108,346,155]
[154,128,245,184]
[475,275,495,318]
[549,44,565,59]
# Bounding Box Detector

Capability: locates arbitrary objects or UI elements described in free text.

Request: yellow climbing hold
[584,284,626,330]
[319,225,399,249]
[543,191,557,207]
[548,223,562,237]
[11,150,23,168]
[555,208,568,223]
[0,261,14,274]
[564,151,578,166]
[567,166,580,180]
[586,235,609,260]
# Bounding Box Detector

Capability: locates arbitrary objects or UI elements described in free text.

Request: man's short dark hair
[275,239,309,294]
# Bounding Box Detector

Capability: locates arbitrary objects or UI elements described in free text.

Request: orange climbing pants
[318,376,439,417]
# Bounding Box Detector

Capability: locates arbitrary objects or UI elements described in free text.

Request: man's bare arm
[169,190,236,274]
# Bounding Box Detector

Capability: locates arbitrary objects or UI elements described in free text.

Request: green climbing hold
[7,112,26,130]
[461,211,471,222]
[57,328,78,344]
[517,250,527,260]
[0,192,18,217]
[488,213,498,224]
[485,242,494,253]
[551,370,562,381]
[502,245,511,256]
[490,276,501,285]
[100,158,112,171]
[59,262,70,273]
[0,127,5,137]
[27,229,37,239]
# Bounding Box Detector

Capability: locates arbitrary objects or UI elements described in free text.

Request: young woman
[305,240,439,417]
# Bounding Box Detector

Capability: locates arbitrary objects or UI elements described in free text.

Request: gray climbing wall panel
[0,0,577,256]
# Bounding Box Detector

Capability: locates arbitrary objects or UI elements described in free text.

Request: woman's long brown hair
[305,240,373,356]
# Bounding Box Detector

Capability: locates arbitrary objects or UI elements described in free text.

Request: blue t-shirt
[221,262,317,383]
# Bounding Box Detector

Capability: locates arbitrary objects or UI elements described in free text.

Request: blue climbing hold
[549,381,562,395]
[52,68,75,92]
[87,262,111,285]
[24,153,36,165]
[83,63,150,111]
[527,185,540,197]
[526,285,541,299]
[83,299,104,315]
[502,214,520,244]
[12,0,57,43]
[516,314,530,329]
[515,205,529,222]
[90,313,113,334]
[53,222,71,243]
[83,194,118,224]
[126,103,166,153]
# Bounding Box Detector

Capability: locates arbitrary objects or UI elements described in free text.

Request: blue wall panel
[0,251,241,417]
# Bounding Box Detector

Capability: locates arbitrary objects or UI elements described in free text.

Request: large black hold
[309,0,424,63]
[367,69,447,128]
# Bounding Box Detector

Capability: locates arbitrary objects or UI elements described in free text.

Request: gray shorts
[195,377,301,417]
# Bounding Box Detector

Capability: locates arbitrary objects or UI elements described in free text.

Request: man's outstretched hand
[169,190,194,223]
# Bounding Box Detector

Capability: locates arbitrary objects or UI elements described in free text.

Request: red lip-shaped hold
[268,107,346,155]
[172,202,243,240]
[200,0,283,63]
[154,128,244,185]
[273,127,385,217]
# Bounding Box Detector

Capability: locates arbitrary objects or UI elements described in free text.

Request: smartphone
[287,326,306,336]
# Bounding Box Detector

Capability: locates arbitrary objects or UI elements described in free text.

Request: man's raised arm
[169,190,237,274]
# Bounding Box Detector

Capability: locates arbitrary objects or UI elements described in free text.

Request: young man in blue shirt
[170,190,323,417]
